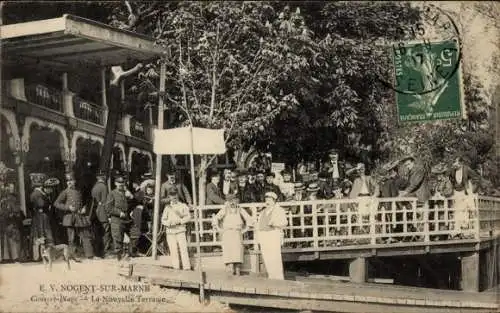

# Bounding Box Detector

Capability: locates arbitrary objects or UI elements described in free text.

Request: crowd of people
[0,148,498,278]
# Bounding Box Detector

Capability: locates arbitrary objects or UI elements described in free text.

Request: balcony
[130,117,148,140]
[25,84,63,112]
[72,96,105,126]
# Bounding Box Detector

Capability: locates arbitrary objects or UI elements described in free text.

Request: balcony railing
[72,96,105,125]
[25,84,63,112]
[185,196,500,254]
[130,117,147,140]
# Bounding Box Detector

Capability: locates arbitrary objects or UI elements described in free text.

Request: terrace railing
[72,96,105,125]
[185,196,500,254]
[25,84,63,112]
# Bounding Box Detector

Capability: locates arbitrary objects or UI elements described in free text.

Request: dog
[36,237,71,271]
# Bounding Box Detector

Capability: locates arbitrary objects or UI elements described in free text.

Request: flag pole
[152,60,166,260]
[189,126,204,302]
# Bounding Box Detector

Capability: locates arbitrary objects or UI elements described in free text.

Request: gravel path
[0,259,233,313]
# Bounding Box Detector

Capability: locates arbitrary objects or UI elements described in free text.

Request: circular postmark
[378,4,462,96]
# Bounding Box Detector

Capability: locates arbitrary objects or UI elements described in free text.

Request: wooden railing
[25,84,63,112]
[185,196,500,254]
[72,96,105,125]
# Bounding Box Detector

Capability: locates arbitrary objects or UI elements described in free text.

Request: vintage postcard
[0,1,498,313]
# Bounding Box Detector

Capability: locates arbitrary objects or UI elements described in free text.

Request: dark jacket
[54,188,90,228]
[91,180,109,223]
[29,188,54,242]
[206,182,225,205]
[106,189,131,224]
[238,184,258,203]
[403,163,431,202]
[160,181,192,205]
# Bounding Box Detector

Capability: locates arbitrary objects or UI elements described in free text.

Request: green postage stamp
[393,40,464,123]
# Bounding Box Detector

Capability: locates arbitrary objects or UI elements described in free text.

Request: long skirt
[221,228,244,264]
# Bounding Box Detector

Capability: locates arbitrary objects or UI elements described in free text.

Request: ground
[0,258,233,313]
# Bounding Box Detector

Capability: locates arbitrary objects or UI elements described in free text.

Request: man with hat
[91,171,112,258]
[221,169,239,199]
[0,175,24,262]
[54,172,94,261]
[161,188,191,270]
[29,174,57,261]
[211,193,253,275]
[399,155,430,202]
[236,169,257,203]
[206,171,225,205]
[431,163,453,198]
[279,169,295,201]
[256,191,288,280]
[322,148,346,186]
[106,174,133,261]
[160,170,192,206]
[264,171,283,201]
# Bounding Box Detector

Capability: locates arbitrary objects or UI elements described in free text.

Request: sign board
[393,40,464,123]
[153,127,225,155]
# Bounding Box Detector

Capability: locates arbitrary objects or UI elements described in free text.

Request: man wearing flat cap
[399,156,430,202]
[106,175,133,261]
[54,172,94,261]
[256,191,288,280]
[322,148,346,186]
[91,171,111,258]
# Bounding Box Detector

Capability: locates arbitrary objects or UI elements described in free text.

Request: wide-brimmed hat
[431,163,449,174]
[29,173,48,187]
[294,182,305,191]
[43,177,60,187]
[382,160,400,172]
[141,172,153,180]
[264,191,278,200]
[306,183,320,192]
[328,148,339,154]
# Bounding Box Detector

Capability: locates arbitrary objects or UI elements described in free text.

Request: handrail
[72,96,105,125]
[25,83,63,112]
[185,196,500,254]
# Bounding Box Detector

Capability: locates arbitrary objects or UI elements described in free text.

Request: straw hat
[30,173,48,187]
[306,183,320,192]
[294,182,305,191]
[264,191,278,200]
[43,177,60,188]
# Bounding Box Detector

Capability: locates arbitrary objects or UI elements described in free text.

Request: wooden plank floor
[119,259,499,313]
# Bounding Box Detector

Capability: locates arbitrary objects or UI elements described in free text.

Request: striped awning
[1,14,165,69]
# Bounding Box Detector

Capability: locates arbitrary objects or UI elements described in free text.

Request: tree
[111,1,317,204]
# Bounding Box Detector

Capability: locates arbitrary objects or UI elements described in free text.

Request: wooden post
[189,126,205,303]
[461,251,480,292]
[349,257,367,283]
[152,61,166,260]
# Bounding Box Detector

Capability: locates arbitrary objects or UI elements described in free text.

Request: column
[15,115,27,216]
[460,251,480,292]
[349,257,367,283]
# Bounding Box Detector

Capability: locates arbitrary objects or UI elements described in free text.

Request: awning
[1,14,165,69]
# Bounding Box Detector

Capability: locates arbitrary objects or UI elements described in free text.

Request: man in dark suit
[399,156,430,203]
[322,148,346,186]
[91,171,111,258]
[206,172,225,205]
[264,171,283,201]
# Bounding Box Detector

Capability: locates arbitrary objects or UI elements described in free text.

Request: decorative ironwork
[72,96,105,125]
[25,84,63,112]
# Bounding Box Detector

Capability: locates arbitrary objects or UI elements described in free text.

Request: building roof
[1,14,165,69]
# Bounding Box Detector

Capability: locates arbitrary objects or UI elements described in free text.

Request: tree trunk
[99,86,121,180]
